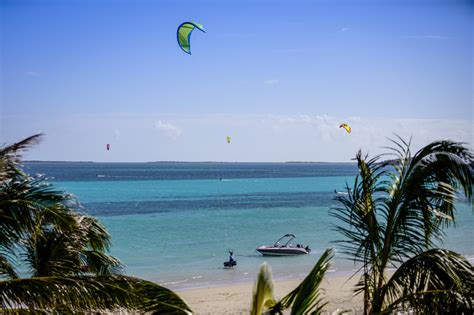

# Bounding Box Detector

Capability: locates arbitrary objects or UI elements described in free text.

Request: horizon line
[24,160,357,164]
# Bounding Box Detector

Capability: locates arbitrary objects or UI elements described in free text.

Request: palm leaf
[2,171,121,278]
[330,151,386,272]
[0,135,191,313]
[383,140,473,263]
[382,249,473,313]
[270,248,333,315]
[0,134,43,182]
[0,254,17,279]
[0,173,78,249]
[332,137,473,314]
[77,215,113,251]
[0,275,192,313]
[250,262,276,315]
[23,227,81,277]
[80,250,122,276]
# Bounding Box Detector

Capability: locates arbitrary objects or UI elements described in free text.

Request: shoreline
[177,273,363,314]
[161,267,361,292]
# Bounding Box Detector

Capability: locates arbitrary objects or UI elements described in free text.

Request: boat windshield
[273,234,296,247]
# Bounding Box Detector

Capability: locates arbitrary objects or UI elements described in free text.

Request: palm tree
[250,248,333,314]
[331,137,473,314]
[0,134,192,313]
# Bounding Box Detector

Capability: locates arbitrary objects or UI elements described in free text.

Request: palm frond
[22,215,122,277]
[23,227,81,277]
[270,248,333,315]
[332,137,473,314]
[1,169,120,278]
[0,135,191,313]
[0,134,43,158]
[330,151,385,269]
[0,134,43,182]
[250,262,276,315]
[76,215,112,252]
[0,173,78,247]
[384,139,473,261]
[0,275,192,314]
[80,250,122,276]
[382,249,473,313]
[0,254,17,280]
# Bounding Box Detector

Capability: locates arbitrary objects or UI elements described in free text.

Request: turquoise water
[25,162,474,290]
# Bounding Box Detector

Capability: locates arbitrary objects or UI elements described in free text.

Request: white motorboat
[256,234,310,256]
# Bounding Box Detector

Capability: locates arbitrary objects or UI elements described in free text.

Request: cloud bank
[3,113,472,162]
[155,120,182,140]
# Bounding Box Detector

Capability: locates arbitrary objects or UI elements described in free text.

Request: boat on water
[256,234,311,256]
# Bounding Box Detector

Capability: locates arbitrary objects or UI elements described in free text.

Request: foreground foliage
[331,137,473,314]
[251,248,333,314]
[0,134,191,313]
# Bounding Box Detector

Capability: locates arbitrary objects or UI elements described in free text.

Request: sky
[1,0,472,162]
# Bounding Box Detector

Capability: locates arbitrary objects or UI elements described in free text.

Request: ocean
[24,162,474,290]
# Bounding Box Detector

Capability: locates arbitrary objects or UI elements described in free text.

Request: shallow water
[25,162,474,289]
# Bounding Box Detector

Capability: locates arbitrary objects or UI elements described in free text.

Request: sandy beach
[179,274,363,314]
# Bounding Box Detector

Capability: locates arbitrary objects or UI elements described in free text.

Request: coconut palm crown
[331,137,473,314]
[0,134,191,313]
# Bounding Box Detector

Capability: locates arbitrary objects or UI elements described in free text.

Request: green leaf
[382,249,473,313]
[270,248,333,315]
[251,262,277,315]
[0,275,192,314]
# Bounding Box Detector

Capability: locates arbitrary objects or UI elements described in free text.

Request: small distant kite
[339,123,351,134]
[226,136,231,144]
[106,144,110,151]
[177,22,205,55]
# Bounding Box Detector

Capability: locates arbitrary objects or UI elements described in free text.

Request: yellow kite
[339,123,351,133]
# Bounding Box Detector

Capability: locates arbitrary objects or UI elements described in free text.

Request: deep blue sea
[24,162,474,290]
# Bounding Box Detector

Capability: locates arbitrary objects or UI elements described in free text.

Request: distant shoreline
[24,160,357,164]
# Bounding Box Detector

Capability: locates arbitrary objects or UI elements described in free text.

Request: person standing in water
[228,251,235,268]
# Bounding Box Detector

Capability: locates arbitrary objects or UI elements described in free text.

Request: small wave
[192,275,203,279]
[163,279,189,285]
[221,179,264,183]
[96,174,106,178]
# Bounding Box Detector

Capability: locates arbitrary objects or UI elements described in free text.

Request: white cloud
[3,113,471,162]
[155,120,182,140]
[266,114,335,126]
[260,114,473,155]
[340,27,349,32]
[264,79,280,86]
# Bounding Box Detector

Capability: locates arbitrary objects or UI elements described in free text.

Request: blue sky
[1,0,472,162]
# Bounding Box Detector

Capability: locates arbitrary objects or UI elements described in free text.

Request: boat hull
[256,247,309,256]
